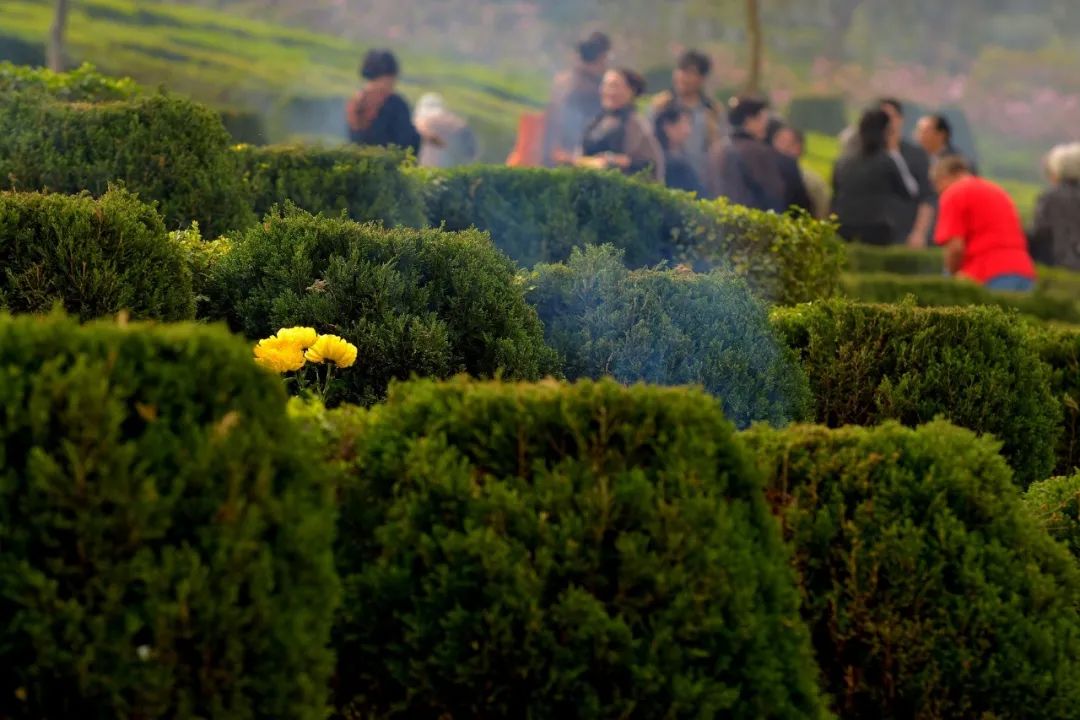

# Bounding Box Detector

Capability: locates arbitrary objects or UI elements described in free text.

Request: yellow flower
[274,326,318,350]
[305,334,358,368]
[254,336,306,373]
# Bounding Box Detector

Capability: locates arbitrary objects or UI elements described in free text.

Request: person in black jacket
[766,117,814,215]
[346,49,422,154]
[654,106,705,194]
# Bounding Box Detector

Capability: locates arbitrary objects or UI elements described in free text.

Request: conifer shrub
[1031,325,1080,475]
[0,313,338,720]
[0,91,254,235]
[420,165,843,303]
[743,421,1080,720]
[771,299,1060,486]
[0,189,194,321]
[205,208,559,405]
[235,144,426,228]
[528,245,810,428]
[1025,474,1080,561]
[315,377,829,719]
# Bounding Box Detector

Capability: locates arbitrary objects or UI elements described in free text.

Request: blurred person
[414,93,478,168]
[765,117,814,215]
[772,124,830,219]
[933,155,1036,291]
[654,106,705,194]
[347,49,425,154]
[649,50,724,182]
[706,97,787,211]
[1030,142,1080,270]
[916,113,959,165]
[831,109,914,246]
[543,31,611,167]
[576,68,663,181]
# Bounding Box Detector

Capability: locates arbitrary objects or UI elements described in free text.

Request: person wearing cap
[413,93,478,168]
[706,96,787,211]
[576,68,664,182]
[543,31,611,167]
[346,49,422,153]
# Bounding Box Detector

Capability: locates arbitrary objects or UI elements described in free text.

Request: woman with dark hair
[346,49,425,153]
[831,108,915,245]
[655,106,704,193]
[576,68,664,182]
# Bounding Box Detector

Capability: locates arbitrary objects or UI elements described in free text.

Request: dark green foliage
[844,243,945,275]
[0,61,140,101]
[419,165,844,304]
[1025,474,1080,561]
[529,245,810,428]
[0,313,338,720]
[235,144,427,228]
[787,95,848,135]
[221,109,267,145]
[743,421,1080,719]
[772,299,1060,485]
[0,190,194,321]
[0,90,254,235]
[316,377,829,719]
[1031,325,1080,475]
[842,272,1080,323]
[205,207,559,405]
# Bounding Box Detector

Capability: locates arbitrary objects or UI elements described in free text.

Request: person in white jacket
[413,93,479,168]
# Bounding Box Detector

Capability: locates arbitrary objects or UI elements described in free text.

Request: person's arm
[908,202,935,249]
[942,237,965,275]
[906,146,935,248]
[934,185,967,275]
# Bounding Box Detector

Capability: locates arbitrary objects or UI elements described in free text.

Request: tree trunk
[744,0,763,93]
[48,0,70,72]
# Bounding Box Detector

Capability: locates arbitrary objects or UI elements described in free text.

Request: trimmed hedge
[841,272,1080,324]
[772,299,1060,485]
[787,95,848,135]
[0,189,194,321]
[0,90,254,235]
[234,143,427,228]
[205,208,559,405]
[1025,474,1080,561]
[1032,325,1080,475]
[528,245,810,428]
[419,165,844,304]
[743,421,1080,719]
[844,244,944,275]
[312,377,829,719]
[0,313,338,719]
[0,61,140,101]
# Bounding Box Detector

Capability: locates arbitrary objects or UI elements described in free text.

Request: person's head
[673,50,711,98]
[360,49,400,93]
[728,96,771,140]
[857,108,892,156]
[577,31,612,74]
[931,154,973,194]
[879,97,905,137]
[655,106,693,150]
[601,68,646,111]
[1045,143,1080,185]
[772,125,804,159]
[916,114,952,155]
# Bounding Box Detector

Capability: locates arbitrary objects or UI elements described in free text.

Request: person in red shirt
[933,155,1036,291]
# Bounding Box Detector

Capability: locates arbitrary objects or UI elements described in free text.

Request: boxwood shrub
[0,313,338,720]
[1032,325,1080,475]
[1025,474,1080,561]
[771,299,1060,486]
[0,189,194,321]
[528,244,810,428]
[0,61,140,101]
[844,244,945,276]
[313,377,829,719]
[235,143,427,228]
[743,421,1080,719]
[0,90,254,235]
[205,208,560,405]
[419,165,843,304]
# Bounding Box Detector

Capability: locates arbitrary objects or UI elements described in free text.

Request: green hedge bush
[0,90,254,235]
[743,421,1080,719]
[0,61,140,101]
[235,143,426,228]
[205,208,559,405]
[1025,474,1080,561]
[787,95,848,135]
[0,313,338,719]
[528,245,810,427]
[419,165,844,304]
[772,299,1060,485]
[0,189,194,321]
[841,272,1080,324]
[844,244,944,275]
[1032,325,1080,475]
[313,377,828,719]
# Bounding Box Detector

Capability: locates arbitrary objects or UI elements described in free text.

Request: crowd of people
[344,38,1080,292]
